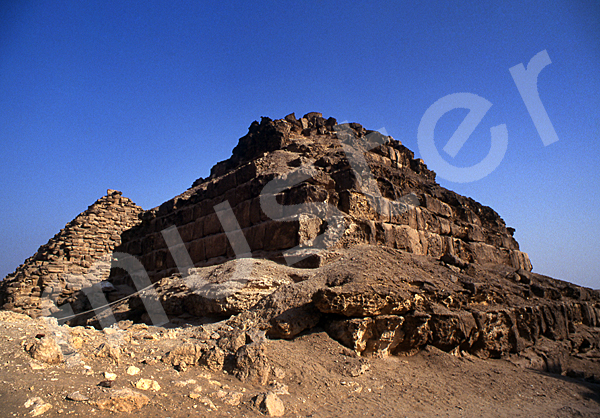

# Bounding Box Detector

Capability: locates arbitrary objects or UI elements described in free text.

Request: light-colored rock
[134,378,161,391]
[66,391,88,402]
[164,343,204,366]
[95,343,121,363]
[27,337,63,364]
[95,388,149,412]
[254,391,285,417]
[70,336,84,349]
[211,389,244,406]
[173,379,197,387]
[126,365,140,375]
[25,397,52,416]
[223,391,243,406]
[104,371,117,381]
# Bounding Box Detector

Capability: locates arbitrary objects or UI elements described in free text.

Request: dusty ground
[0,311,599,418]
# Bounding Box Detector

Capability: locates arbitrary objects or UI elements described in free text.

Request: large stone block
[234,200,252,229]
[203,212,223,236]
[419,230,444,258]
[215,172,237,196]
[235,162,258,185]
[249,197,269,225]
[263,220,300,251]
[391,224,423,254]
[338,191,379,220]
[192,217,204,239]
[179,222,196,243]
[246,224,266,251]
[189,239,205,263]
[423,195,453,218]
[204,234,228,259]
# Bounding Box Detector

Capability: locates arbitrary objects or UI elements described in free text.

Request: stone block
[179,222,196,243]
[215,172,237,196]
[391,206,418,229]
[392,225,423,254]
[224,188,238,208]
[204,234,228,259]
[193,217,204,239]
[203,213,223,236]
[180,206,195,225]
[450,223,468,240]
[234,181,254,206]
[235,162,258,185]
[127,239,141,255]
[234,199,252,229]
[339,191,378,220]
[418,208,441,234]
[467,224,486,242]
[154,250,167,270]
[263,220,300,251]
[246,224,266,251]
[250,197,266,225]
[189,239,205,263]
[424,195,453,218]
[140,253,155,272]
[140,234,157,253]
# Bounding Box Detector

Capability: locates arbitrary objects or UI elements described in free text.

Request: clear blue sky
[1,1,599,288]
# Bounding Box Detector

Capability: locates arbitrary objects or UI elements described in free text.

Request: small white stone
[126,366,140,376]
[104,372,117,381]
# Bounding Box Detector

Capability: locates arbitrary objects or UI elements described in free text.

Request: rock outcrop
[0,190,142,317]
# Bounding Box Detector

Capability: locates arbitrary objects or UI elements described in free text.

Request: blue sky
[1,1,599,288]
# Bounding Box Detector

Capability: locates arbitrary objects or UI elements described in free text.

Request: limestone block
[179,222,196,243]
[189,239,205,263]
[215,172,237,196]
[246,223,266,251]
[204,234,228,259]
[263,220,300,251]
[203,213,223,236]
[234,199,252,229]
[467,224,486,242]
[391,225,423,255]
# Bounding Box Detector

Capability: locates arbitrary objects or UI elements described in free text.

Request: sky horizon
[1,1,599,288]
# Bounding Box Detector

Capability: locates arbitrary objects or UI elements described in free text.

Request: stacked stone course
[2,113,532,318]
[0,190,142,317]
[112,113,531,286]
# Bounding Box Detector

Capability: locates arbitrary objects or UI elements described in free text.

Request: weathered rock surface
[206,244,600,367]
[24,396,52,416]
[233,342,271,385]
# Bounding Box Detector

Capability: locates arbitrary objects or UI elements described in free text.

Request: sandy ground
[0,311,599,418]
